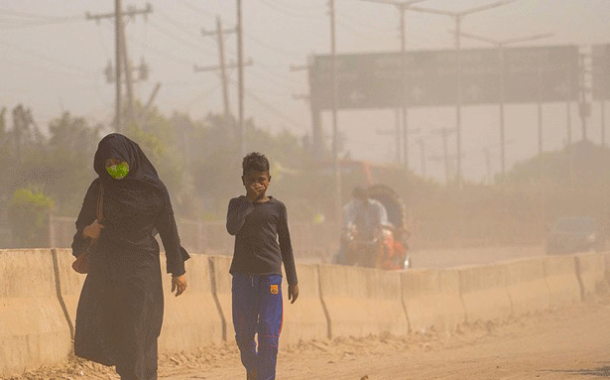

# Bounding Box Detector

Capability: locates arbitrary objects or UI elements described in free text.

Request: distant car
[546,216,605,255]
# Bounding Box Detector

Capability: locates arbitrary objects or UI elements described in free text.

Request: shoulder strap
[97,184,104,220]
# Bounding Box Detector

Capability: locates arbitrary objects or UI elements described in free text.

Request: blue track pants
[232,274,283,380]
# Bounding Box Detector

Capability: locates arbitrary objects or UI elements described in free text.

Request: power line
[244,88,309,132]
[174,0,216,18]
[254,0,324,20]
[148,19,216,55]
[0,38,96,77]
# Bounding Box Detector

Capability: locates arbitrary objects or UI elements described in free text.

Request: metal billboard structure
[310,45,579,110]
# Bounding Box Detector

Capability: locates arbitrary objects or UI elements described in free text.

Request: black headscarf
[93,133,167,194]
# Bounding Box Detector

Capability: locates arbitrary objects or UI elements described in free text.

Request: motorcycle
[334,184,411,270]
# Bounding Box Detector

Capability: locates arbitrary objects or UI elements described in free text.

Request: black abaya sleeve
[71,179,100,258]
[155,196,187,276]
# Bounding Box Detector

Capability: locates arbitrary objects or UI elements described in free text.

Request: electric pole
[329,0,342,224]
[200,17,238,133]
[86,3,152,132]
[431,127,456,184]
[236,0,245,157]
[578,49,592,141]
[418,139,426,178]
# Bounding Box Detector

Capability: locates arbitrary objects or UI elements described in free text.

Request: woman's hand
[82,219,104,240]
[171,274,187,297]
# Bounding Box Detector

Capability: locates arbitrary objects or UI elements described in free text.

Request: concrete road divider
[504,257,550,316]
[208,255,233,342]
[459,263,512,323]
[281,264,328,346]
[542,254,581,307]
[575,253,609,300]
[160,253,223,352]
[0,249,72,377]
[318,264,407,339]
[401,268,464,334]
[53,248,85,336]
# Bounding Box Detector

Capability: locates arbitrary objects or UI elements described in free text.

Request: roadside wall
[0,249,72,376]
[401,268,464,334]
[542,255,582,307]
[459,263,512,323]
[504,257,550,316]
[575,253,609,300]
[280,264,328,347]
[159,254,224,352]
[318,264,407,338]
[1,248,604,377]
[53,248,85,335]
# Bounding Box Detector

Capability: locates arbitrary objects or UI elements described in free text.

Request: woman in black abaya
[71,133,189,380]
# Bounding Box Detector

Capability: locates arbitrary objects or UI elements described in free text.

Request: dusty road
[155,297,610,380]
[17,295,606,380]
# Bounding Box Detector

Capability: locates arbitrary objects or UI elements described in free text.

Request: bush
[8,188,54,248]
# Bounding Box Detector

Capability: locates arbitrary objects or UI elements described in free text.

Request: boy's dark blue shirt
[226,195,298,285]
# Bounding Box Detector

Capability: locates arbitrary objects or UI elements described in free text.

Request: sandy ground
[4,294,609,380]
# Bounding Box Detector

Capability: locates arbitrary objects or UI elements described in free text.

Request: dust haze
[1,1,609,260]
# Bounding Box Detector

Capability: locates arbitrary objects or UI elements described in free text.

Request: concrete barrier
[458,263,512,323]
[318,264,407,339]
[53,248,85,336]
[208,255,233,342]
[575,252,609,300]
[401,268,464,334]
[0,249,72,377]
[542,254,581,308]
[159,253,223,352]
[281,264,328,346]
[504,257,550,316]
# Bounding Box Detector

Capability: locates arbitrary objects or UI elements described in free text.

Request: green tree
[8,188,54,247]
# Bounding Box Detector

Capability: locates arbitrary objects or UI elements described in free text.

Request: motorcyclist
[335,186,390,265]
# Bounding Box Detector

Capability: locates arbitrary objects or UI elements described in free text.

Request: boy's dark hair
[242,152,270,175]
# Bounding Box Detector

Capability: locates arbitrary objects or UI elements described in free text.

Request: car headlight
[586,233,596,243]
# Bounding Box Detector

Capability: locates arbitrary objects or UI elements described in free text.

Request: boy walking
[226,152,299,380]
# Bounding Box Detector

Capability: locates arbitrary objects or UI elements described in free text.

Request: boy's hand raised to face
[288,284,299,304]
[246,183,263,202]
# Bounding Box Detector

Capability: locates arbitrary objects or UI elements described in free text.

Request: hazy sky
[0,0,608,183]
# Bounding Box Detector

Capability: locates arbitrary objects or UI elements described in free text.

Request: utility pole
[578,49,592,141]
[408,0,517,186]
[86,3,152,132]
[418,139,426,178]
[291,63,325,158]
[200,17,238,133]
[454,30,552,175]
[431,127,456,184]
[236,0,245,157]
[329,0,343,225]
[11,105,25,165]
[115,0,123,132]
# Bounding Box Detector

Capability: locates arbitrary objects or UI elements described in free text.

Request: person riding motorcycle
[336,186,391,267]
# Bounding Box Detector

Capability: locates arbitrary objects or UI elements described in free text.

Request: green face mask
[106,162,129,180]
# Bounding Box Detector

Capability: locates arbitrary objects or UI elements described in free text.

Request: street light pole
[408,0,518,185]
[358,0,425,171]
[452,30,553,176]
[329,0,342,225]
